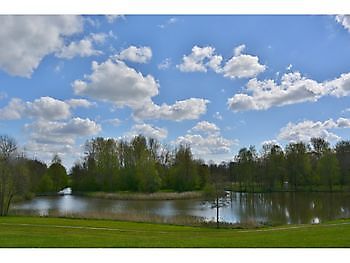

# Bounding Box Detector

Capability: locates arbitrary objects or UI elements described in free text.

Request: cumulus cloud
[175,120,237,156]
[73,59,159,108]
[177,46,222,73]
[222,45,266,79]
[24,117,101,166]
[190,120,220,134]
[325,72,350,97]
[56,33,106,59]
[73,59,209,121]
[228,70,350,112]
[0,98,25,120]
[336,15,350,32]
[0,15,83,77]
[228,72,325,111]
[126,123,168,141]
[26,117,101,145]
[177,44,265,79]
[116,46,152,64]
[132,98,209,122]
[65,98,95,108]
[277,118,350,143]
[0,96,93,121]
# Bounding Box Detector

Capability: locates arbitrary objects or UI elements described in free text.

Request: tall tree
[285,142,312,190]
[335,140,350,187]
[0,135,29,216]
[317,151,340,191]
[47,154,68,192]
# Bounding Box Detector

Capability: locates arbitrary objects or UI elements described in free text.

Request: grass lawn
[0,216,350,247]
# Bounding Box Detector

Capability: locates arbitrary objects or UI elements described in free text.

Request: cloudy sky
[1,15,350,168]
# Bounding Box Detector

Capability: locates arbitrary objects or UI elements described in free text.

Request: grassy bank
[76,191,204,200]
[0,216,350,247]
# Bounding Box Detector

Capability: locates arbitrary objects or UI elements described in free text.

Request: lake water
[11,192,350,225]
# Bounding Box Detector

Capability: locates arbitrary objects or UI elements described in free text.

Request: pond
[11,191,350,225]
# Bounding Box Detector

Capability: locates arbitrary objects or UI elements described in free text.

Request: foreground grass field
[0,216,350,247]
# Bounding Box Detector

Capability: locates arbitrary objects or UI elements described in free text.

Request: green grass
[1,216,350,247]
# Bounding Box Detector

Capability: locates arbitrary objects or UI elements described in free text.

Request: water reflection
[11,192,350,224]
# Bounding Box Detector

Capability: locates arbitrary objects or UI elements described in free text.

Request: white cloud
[336,15,350,32]
[177,44,265,79]
[116,46,152,64]
[228,70,350,112]
[73,59,159,108]
[0,15,83,77]
[158,58,172,70]
[228,72,327,112]
[65,98,95,108]
[222,45,266,79]
[126,123,168,141]
[56,33,106,59]
[132,98,210,122]
[174,120,237,156]
[106,15,124,24]
[0,98,25,120]
[277,117,350,143]
[190,121,220,134]
[261,139,280,146]
[73,59,209,121]
[175,134,235,155]
[325,72,350,97]
[24,117,101,167]
[26,117,101,145]
[213,111,223,120]
[0,96,93,121]
[177,46,222,73]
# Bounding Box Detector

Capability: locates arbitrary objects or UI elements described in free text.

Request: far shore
[74,191,205,200]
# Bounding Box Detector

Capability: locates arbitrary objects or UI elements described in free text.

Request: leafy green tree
[335,140,350,187]
[317,151,340,191]
[235,146,257,191]
[0,135,29,216]
[261,143,285,191]
[47,154,68,192]
[26,159,47,193]
[170,144,199,191]
[285,142,312,190]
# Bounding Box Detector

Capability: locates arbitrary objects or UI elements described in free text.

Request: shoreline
[74,191,205,201]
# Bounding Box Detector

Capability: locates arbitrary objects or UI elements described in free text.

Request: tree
[335,140,350,187]
[170,144,199,191]
[47,154,68,192]
[204,163,229,228]
[285,142,312,190]
[0,135,29,216]
[317,151,340,191]
[235,146,257,191]
[261,143,285,191]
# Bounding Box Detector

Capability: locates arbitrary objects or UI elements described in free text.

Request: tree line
[0,135,68,215]
[224,137,350,192]
[2,133,350,215]
[71,136,209,193]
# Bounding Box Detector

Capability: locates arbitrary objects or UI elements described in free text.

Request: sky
[1,15,350,169]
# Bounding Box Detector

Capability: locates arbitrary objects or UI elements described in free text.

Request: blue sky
[1,15,350,169]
